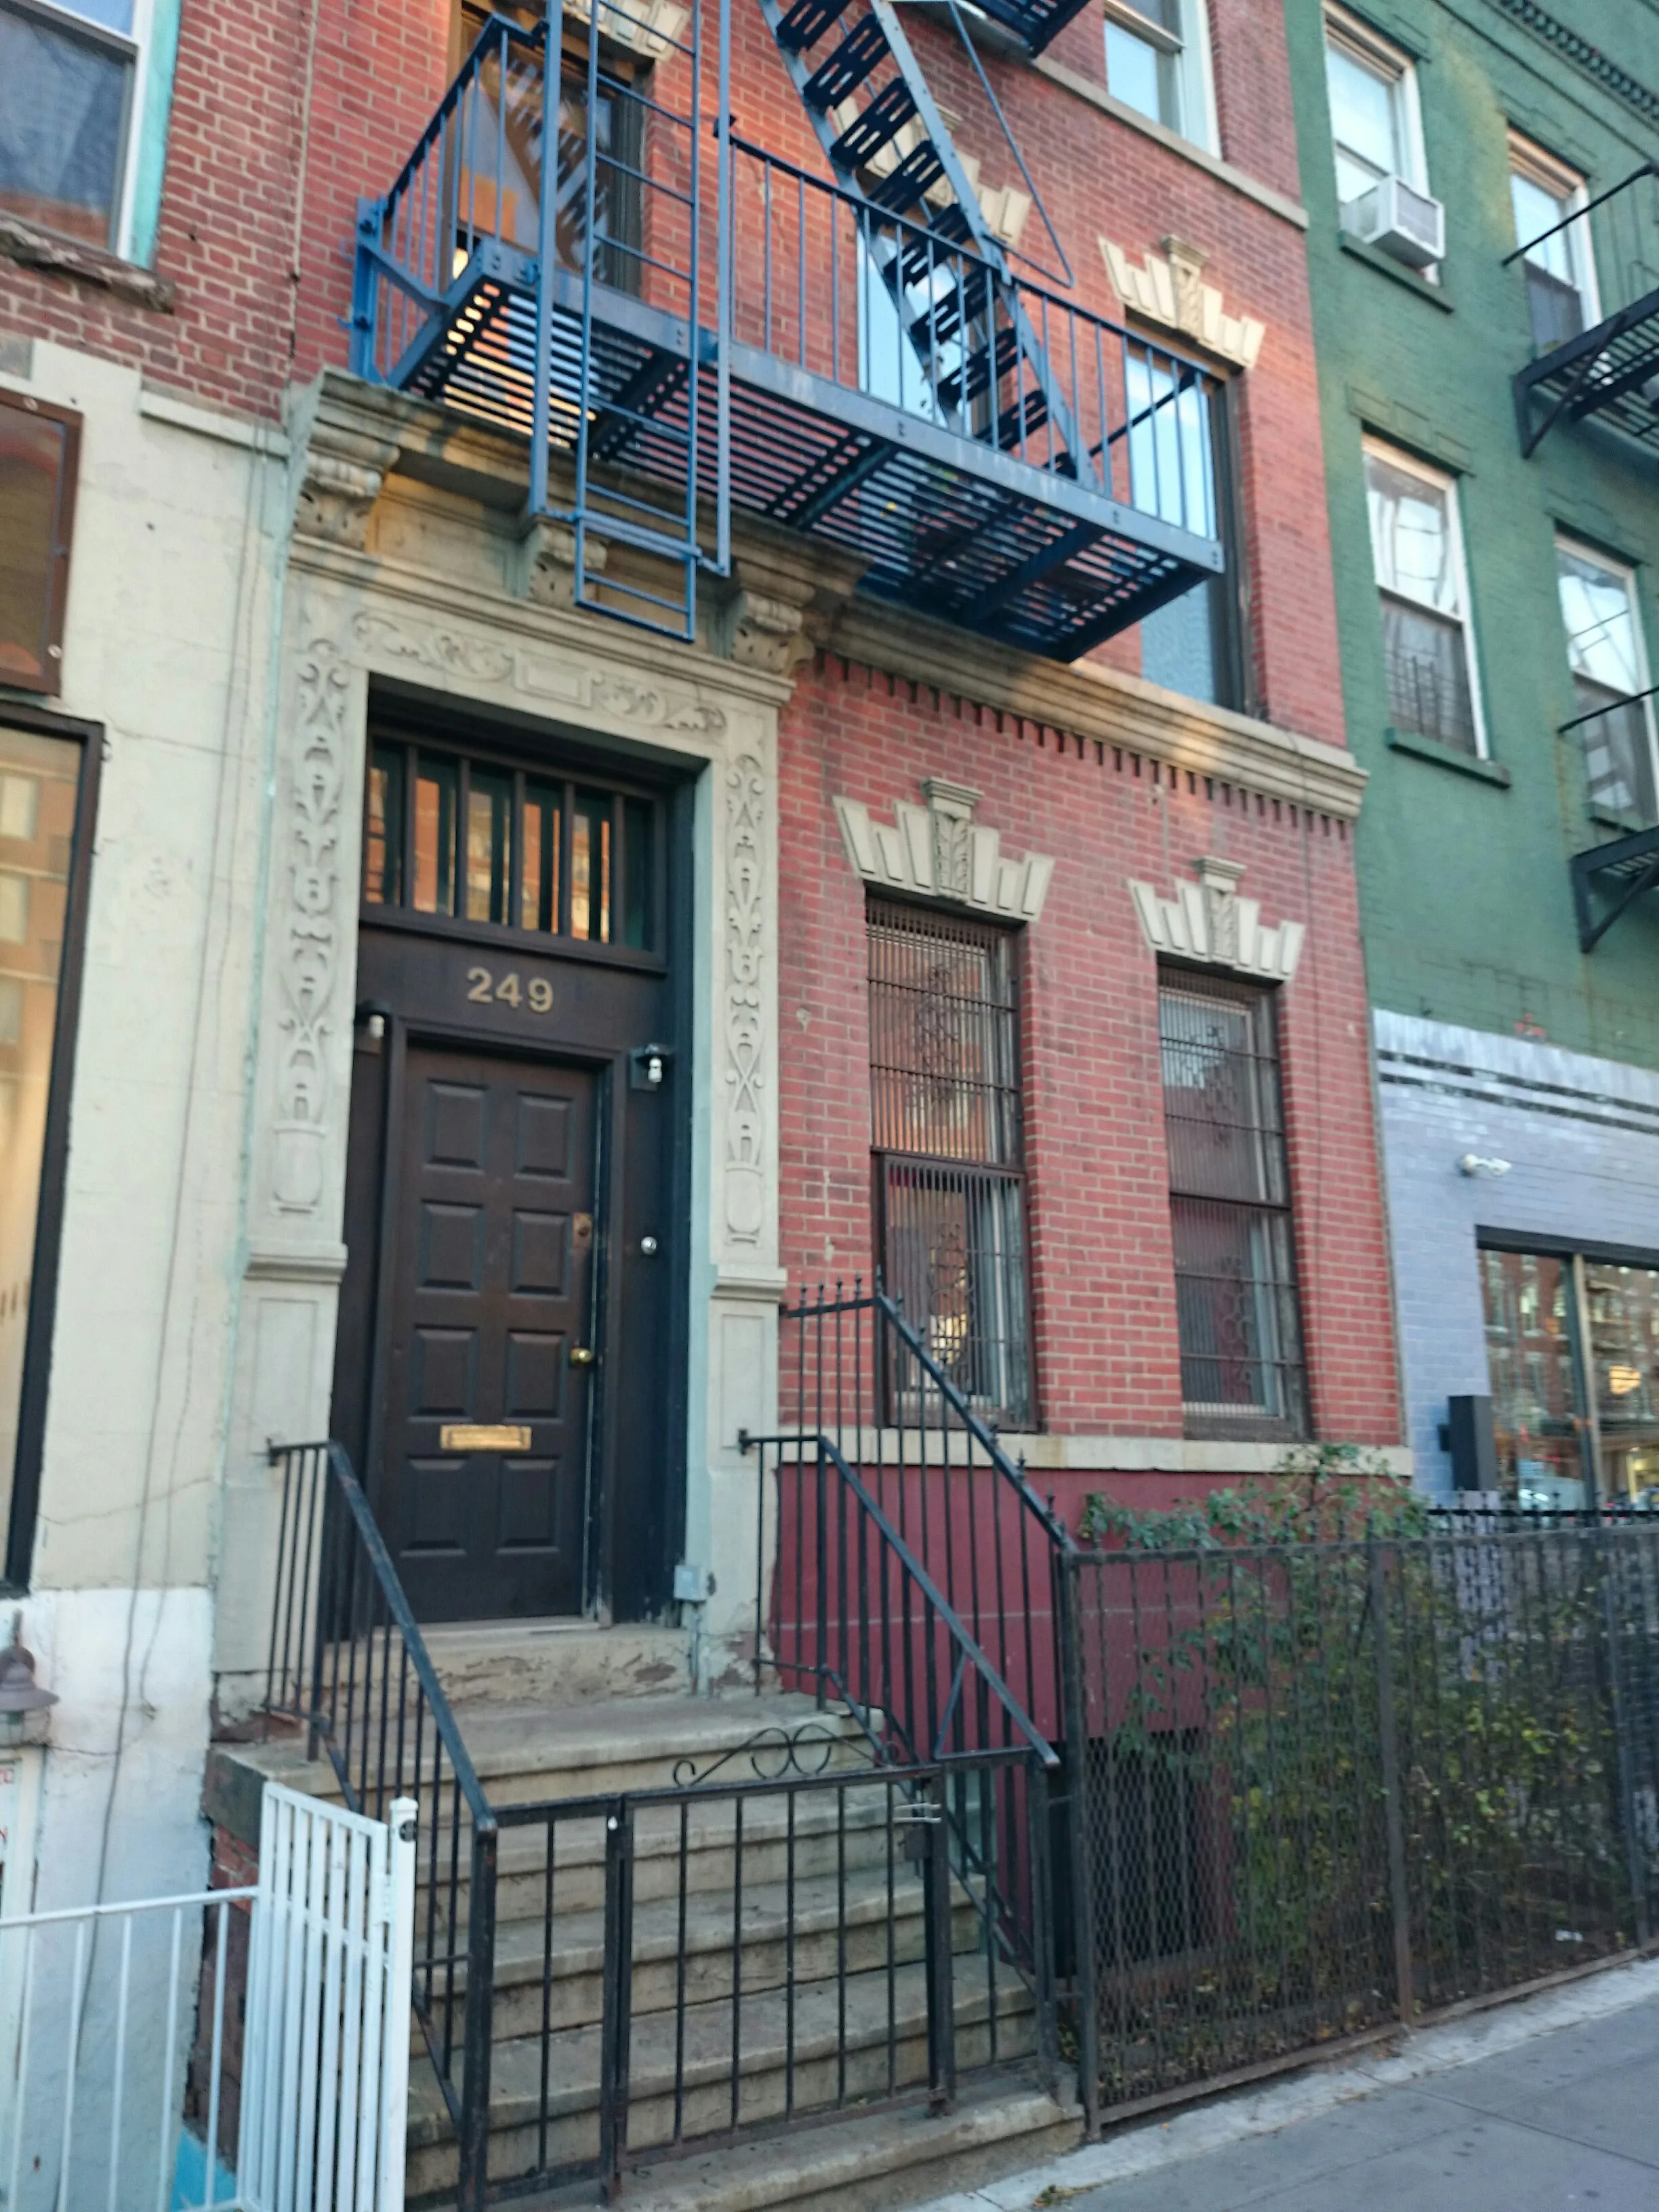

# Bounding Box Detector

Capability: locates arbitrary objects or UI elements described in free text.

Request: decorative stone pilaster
[516,516,609,611]
[295,427,400,550]
[715,535,865,678]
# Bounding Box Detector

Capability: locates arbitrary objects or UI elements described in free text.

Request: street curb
[914,1954,1659,2210]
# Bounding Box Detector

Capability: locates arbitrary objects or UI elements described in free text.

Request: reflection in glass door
[1479,1244,1659,1507]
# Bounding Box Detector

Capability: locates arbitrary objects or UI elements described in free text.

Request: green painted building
[1286,0,1659,1504]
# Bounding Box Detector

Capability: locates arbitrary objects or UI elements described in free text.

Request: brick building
[1,0,1404,2188]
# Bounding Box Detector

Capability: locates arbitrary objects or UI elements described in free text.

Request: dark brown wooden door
[380,1042,598,1620]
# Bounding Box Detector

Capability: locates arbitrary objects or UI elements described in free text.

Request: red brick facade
[779,656,1401,1520]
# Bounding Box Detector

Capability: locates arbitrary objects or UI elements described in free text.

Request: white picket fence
[0,1783,415,2212]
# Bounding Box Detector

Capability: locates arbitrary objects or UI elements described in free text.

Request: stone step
[419,1778,908,1926]
[211,1694,873,1834]
[423,1621,693,1710]
[406,1954,1038,2199]
[596,2076,1083,2212]
[415,1861,992,2046]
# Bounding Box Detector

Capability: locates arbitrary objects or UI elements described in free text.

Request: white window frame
[1102,0,1221,158]
[1,0,158,263]
[1323,3,1429,209]
[1509,132,1601,329]
[1555,533,1658,813]
[1363,435,1489,760]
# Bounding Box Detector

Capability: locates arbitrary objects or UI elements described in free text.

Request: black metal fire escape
[1511,163,1659,457]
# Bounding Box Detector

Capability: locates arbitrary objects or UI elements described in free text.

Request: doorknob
[569,1346,598,1368]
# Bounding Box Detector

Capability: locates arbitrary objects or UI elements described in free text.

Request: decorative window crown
[1129,857,1305,981]
[834,780,1055,922]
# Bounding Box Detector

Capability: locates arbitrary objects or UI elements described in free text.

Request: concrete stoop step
[213,1687,1059,2210]
[496,2078,1085,2212]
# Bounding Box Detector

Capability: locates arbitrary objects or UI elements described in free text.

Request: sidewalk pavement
[922,1957,1659,2212]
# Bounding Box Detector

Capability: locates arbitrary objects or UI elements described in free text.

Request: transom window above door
[363,737,659,952]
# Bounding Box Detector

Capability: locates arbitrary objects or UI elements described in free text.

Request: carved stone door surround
[216,557,790,1694]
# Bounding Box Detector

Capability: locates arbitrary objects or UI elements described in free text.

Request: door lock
[569,1346,598,1368]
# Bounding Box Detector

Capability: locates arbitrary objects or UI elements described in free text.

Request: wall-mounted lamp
[1457,1154,1512,1178]
[0,1615,56,1716]
[629,1043,674,1092]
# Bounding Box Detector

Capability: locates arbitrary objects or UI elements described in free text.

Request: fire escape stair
[1514,285,1659,456]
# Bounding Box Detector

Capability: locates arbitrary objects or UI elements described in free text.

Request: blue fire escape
[350,0,1223,651]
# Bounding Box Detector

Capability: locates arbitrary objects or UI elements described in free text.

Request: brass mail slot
[439,1423,533,1453]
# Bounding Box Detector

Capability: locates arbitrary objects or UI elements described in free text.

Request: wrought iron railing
[1508,163,1659,453]
[265,1442,499,2203]
[1060,1517,1659,2129]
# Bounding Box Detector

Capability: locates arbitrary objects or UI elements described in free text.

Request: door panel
[379,1042,598,1620]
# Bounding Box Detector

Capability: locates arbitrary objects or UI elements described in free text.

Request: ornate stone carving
[518,517,609,612]
[295,422,401,550]
[1099,235,1266,371]
[833,781,1056,924]
[273,641,349,1212]
[724,754,766,1246]
[1128,857,1305,981]
[349,609,516,685]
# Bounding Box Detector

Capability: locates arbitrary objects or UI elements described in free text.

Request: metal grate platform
[394,250,1218,659]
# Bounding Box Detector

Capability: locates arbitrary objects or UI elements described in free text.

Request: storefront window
[1479,1243,1659,1507]
[0,721,90,1574]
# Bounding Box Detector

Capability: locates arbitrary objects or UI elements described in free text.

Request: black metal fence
[1059,1519,1659,2126]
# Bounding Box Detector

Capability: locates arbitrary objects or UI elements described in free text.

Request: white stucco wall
[0,338,286,1905]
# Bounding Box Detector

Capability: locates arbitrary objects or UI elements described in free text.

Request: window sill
[1386,726,1512,785]
[1589,804,1656,838]
[1338,230,1454,310]
[0,211,174,312]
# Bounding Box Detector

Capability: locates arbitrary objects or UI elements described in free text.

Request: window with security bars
[868,899,1031,1428]
[1159,968,1307,1435]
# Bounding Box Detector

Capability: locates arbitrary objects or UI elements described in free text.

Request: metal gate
[0,1781,415,2212]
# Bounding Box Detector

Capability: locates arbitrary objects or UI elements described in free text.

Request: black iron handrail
[1558,679,1659,736]
[1503,161,1658,270]
[266,1442,499,2201]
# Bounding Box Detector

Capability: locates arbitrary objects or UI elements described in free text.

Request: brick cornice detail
[823,601,1369,821]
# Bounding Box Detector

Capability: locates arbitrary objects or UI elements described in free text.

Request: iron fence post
[1053,1553,1099,2133]
[1024,1753,1061,2100]
[1596,1531,1652,1948]
[458,1822,498,2211]
[600,1803,636,2200]
[1368,1541,1414,2024]
[924,1771,956,2113]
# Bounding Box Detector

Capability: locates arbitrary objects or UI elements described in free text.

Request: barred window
[868,899,1031,1427]
[1159,968,1307,1435]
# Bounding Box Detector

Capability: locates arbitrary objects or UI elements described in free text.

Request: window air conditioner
[1345,174,1445,269]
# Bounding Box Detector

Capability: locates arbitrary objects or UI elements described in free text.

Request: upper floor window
[1364,438,1486,758]
[0,390,79,698]
[0,0,145,256]
[1324,7,1427,214]
[1509,135,1597,353]
[1127,354,1246,712]
[1557,539,1656,823]
[1103,0,1218,154]
[867,899,1031,1429]
[1159,968,1307,1438]
[364,736,661,953]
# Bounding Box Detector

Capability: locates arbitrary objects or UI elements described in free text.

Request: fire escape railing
[349,4,1224,654]
[1510,163,1659,456]
[1559,684,1659,950]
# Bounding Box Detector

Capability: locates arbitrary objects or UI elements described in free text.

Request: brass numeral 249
[468,966,554,1014]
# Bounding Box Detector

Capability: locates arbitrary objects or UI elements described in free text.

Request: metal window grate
[869,901,1031,1425]
[1159,968,1307,1433]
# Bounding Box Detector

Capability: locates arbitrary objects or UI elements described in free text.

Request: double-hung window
[1159,969,1307,1437]
[1364,438,1486,758]
[1324,7,1430,235]
[1126,348,1246,712]
[1509,136,1597,354]
[0,0,150,258]
[1103,0,1219,154]
[867,900,1031,1428]
[1557,539,1658,823]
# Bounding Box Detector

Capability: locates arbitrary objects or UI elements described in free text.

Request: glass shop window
[0,720,92,1578]
[0,392,79,698]
[1479,1244,1659,1509]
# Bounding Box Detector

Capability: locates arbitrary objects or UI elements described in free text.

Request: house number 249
[468,966,554,1013]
